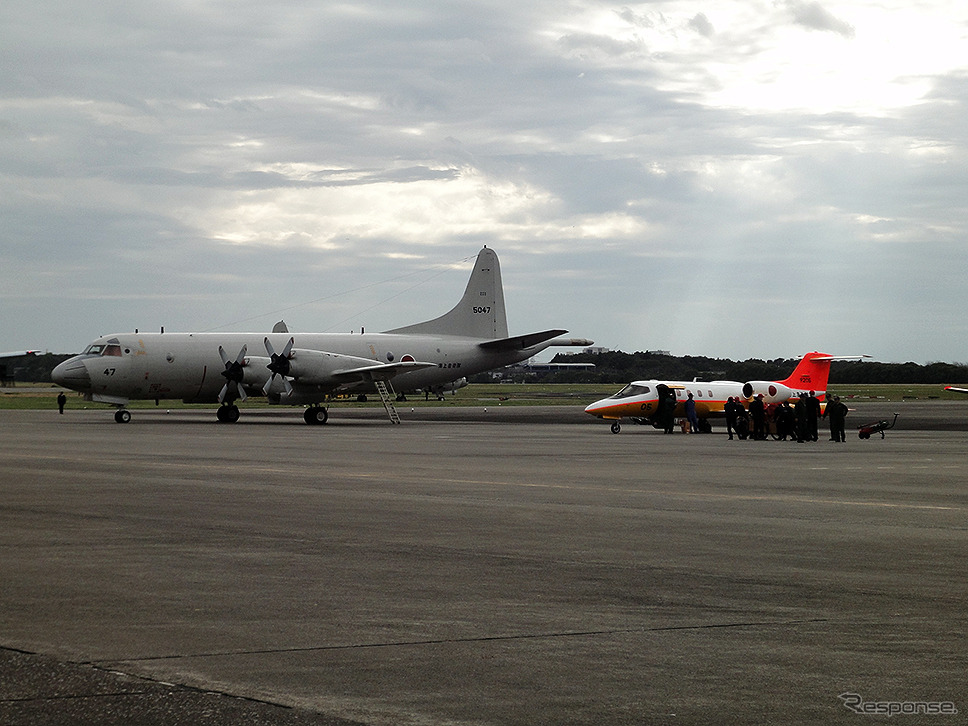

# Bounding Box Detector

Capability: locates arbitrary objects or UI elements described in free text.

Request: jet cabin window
[611,383,651,399]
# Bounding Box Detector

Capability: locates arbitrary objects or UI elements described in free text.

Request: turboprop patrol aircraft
[584,352,867,433]
[52,247,591,424]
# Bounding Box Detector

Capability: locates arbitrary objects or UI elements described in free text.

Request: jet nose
[52,356,91,392]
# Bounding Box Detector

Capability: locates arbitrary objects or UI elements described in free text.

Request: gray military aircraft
[52,247,591,424]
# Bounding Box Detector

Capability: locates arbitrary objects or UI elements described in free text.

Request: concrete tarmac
[1,403,966,725]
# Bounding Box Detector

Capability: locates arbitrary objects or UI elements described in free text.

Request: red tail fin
[778,352,832,399]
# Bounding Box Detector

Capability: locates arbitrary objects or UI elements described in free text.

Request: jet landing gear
[216,403,241,423]
[304,406,329,425]
[114,409,131,424]
[610,421,621,434]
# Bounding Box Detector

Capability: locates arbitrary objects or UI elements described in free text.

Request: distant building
[521,362,596,373]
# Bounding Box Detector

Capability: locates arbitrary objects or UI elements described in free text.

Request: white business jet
[584,352,868,433]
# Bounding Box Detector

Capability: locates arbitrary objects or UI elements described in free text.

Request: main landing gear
[304,406,328,425]
[114,409,131,424]
[216,403,241,423]
[216,403,328,424]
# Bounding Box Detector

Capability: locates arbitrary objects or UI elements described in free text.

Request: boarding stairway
[374,380,402,424]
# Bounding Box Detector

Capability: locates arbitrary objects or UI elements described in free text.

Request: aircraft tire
[304,407,328,425]
[610,421,621,434]
[217,405,240,423]
[114,409,131,424]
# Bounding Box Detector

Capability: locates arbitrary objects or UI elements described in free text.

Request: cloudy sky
[3,0,967,363]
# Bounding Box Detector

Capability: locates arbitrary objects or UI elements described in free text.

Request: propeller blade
[263,337,295,395]
[218,345,249,403]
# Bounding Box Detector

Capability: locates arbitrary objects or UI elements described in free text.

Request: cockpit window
[83,340,123,356]
[611,383,651,399]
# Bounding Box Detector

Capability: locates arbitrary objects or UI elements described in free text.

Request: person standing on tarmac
[806,391,822,441]
[794,393,808,443]
[824,394,848,442]
[749,394,767,440]
[776,400,794,440]
[661,393,677,434]
[684,392,699,434]
[725,397,739,440]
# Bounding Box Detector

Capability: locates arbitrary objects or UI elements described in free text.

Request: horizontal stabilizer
[807,355,871,362]
[547,337,594,347]
[478,329,568,351]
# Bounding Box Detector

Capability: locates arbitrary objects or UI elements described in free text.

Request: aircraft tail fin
[778,352,834,394]
[778,352,871,397]
[384,247,509,339]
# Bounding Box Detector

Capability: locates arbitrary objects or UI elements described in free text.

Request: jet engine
[741,381,795,403]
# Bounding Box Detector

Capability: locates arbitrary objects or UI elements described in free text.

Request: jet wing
[944,386,968,394]
[478,330,568,351]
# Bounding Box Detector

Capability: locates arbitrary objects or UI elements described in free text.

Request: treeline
[7,351,968,387]
[0,353,74,384]
[513,351,968,385]
[1,353,74,384]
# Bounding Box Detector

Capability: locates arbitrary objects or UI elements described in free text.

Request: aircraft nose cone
[52,357,91,391]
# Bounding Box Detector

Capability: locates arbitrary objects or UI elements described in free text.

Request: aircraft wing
[944,386,968,394]
[0,350,39,359]
[478,330,568,351]
[329,360,439,383]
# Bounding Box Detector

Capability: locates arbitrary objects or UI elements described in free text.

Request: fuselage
[53,331,550,405]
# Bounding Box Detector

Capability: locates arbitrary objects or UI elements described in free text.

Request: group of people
[722,391,849,442]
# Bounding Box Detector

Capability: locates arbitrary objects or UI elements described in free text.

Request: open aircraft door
[652,383,683,429]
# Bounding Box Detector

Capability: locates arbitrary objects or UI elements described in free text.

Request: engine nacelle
[240,356,271,385]
[287,348,374,385]
[741,380,795,403]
